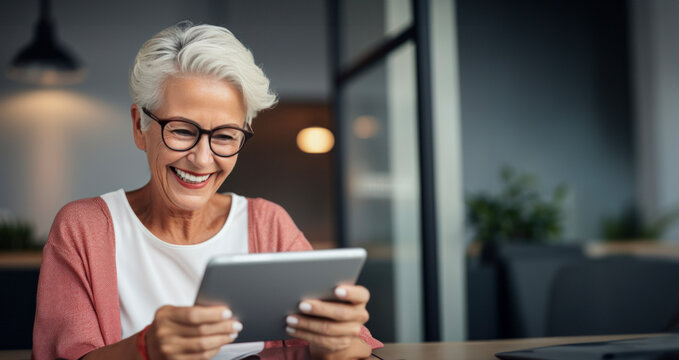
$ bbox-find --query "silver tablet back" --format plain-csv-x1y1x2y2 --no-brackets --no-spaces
194,248,367,343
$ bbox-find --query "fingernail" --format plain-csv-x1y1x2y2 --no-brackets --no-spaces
233,321,243,332
286,326,296,334
222,309,232,319
335,287,348,298
230,333,238,340
299,302,312,313
286,316,298,325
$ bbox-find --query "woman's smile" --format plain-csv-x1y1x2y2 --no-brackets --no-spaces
169,166,214,188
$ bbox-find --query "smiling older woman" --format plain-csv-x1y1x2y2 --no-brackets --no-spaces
32,22,381,360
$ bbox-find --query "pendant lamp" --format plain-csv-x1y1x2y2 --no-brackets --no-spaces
7,0,85,86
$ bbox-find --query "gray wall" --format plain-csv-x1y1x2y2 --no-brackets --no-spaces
222,0,329,100
457,0,635,240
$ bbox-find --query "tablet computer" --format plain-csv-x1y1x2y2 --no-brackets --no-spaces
194,248,367,343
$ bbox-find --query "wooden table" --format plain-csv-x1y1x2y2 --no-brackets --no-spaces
0,334,661,360
0,252,41,268
0,351,29,360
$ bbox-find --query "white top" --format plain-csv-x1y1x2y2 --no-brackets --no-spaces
101,189,263,359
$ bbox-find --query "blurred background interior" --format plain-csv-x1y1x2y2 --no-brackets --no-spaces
2,0,679,351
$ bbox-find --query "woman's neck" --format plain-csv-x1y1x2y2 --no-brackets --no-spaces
126,183,231,245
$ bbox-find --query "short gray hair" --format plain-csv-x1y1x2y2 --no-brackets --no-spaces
129,21,277,130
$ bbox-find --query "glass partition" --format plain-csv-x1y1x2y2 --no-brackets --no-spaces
342,41,423,342
340,0,412,67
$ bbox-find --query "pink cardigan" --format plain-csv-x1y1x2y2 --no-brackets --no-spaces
33,196,382,359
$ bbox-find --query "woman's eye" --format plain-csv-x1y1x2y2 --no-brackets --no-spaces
214,134,235,141
172,129,196,137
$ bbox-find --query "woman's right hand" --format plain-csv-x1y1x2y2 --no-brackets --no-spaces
145,305,242,360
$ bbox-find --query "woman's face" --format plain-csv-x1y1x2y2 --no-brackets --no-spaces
132,75,247,211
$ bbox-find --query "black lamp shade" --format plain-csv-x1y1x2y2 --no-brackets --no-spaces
7,7,85,86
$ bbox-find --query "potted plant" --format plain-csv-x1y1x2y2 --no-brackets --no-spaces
601,206,679,242
466,167,578,339
467,166,568,261
0,219,41,252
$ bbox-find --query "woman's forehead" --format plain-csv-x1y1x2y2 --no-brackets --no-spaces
158,76,246,126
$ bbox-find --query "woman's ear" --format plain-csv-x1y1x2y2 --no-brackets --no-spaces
131,104,146,152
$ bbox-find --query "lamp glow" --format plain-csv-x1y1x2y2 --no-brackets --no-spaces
353,115,380,139
296,127,335,154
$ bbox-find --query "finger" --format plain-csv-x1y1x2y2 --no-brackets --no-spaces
334,284,370,305
286,314,362,337
169,334,234,354
298,300,369,323
285,326,353,353
167,319,243,337
160,305,232,325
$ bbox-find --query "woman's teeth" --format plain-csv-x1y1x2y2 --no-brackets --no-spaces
172,167,211,184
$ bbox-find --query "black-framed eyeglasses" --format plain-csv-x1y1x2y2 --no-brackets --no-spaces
142,107,253,157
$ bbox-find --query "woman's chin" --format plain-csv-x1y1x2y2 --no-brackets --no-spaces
165,180,216,211
159,169,226,211
168,193,212,211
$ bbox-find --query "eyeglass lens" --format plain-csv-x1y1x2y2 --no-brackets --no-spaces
163,121,245,156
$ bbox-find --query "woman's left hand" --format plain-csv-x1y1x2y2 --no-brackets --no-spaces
285,285,372,359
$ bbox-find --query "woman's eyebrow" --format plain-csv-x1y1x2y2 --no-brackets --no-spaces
161,114,194,121
164,115,245,128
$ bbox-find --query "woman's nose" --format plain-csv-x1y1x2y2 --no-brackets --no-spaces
189,134,214,165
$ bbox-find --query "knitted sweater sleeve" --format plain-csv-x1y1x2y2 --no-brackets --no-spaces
32,198,121,360
247,197,313,253
248,198,383,350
